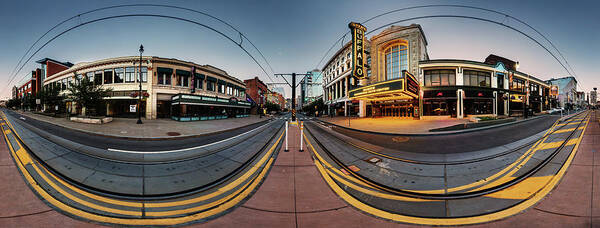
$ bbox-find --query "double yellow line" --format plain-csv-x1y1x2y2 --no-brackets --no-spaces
0,111,283,226
305,112,591,225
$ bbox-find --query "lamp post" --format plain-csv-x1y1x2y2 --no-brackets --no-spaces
137,44,144,124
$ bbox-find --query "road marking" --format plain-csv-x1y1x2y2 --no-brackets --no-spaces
0,110,285,226
311,113,590,226
107,121,272,153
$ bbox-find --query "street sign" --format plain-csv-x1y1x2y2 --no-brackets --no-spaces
36,99,40,105
349,22,367,79
130,105,137,113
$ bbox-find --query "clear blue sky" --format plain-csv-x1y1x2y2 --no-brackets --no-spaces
1,0,598,99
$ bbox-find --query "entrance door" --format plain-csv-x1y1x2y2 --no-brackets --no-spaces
497,94,505,116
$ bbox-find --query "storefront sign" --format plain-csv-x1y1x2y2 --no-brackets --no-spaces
349,79,403,98
190,66,196,93
130,105,136,112
404,71,419,97
550,85,559,96
349,22,367,79
510,94,524,102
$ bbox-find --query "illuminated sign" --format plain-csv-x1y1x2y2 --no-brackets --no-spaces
190,66,196,93
550,85,559,96
404,71,419,97
511,94,524,102
349,22,367,79
349,79,403,98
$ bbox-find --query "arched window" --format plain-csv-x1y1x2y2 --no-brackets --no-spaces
384,43,408,80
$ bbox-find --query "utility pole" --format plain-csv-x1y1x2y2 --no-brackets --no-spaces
274,73,311,121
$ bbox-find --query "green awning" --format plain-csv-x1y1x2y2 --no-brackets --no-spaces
226,82,234,87
157,67,173,74
176,69,190,76
194,73,205,80
218,80,226,85
206,76,217,82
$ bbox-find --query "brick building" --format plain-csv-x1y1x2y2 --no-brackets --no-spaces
244,77,269,114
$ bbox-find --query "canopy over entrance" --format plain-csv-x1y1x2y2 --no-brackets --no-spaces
349,70,420,102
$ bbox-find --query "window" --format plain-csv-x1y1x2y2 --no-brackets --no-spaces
512,78,525,92
218,83,225,93
207,81,215,91
158,72,171,85
76,74,82,85
86,72,94,83
114,68,124,83
463,70,491,87
104,69,113,84
94,71,103,85
384,43,408,80
424,69,455,87
196,77,203,90
125,67,135,82
101,71,112,84
138,67,147,82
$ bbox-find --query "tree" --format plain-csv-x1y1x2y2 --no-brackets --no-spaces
67,77,112,116
6,98,21,109
264,101,281,113
38,85,65,113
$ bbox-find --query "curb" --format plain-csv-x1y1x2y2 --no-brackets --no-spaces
9,109,273,141
317,111,584,137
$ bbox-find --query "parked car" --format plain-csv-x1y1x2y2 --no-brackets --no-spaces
548,108,564,114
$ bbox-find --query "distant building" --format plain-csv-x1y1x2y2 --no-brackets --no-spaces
590,89,597,106
546,77,577,108
244,76,269,114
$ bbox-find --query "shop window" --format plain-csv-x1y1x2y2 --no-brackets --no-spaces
384,43,408,80
104,69,113,84
114,68,124,83
158,72,171,85
424,69,455,87
125,67,135,82
463,70,491,87
94,71,103,85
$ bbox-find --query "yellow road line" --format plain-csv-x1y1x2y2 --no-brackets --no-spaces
312,116,590,226
0,111,285,225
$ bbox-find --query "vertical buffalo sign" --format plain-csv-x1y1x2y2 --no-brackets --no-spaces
190,66,196,93
349,22,367,80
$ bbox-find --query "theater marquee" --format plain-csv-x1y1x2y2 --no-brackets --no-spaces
349,71,420,101
349,22,367,79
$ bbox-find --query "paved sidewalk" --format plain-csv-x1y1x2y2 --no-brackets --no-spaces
319,116,470,134
0,128,101,228
467,110,599,228
14,110,268,138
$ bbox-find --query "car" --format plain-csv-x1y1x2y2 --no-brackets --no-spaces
548,108,564,114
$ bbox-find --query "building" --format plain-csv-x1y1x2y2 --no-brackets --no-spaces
244,76,270,114
324,23,552,119
547,76,578,109
590,89,597,106
43,56,249,120
301,70,323,110
12,86,17,99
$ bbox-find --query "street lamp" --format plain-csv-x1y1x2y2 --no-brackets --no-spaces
137,44,144,124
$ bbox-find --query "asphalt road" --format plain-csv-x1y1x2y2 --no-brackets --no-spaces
326,115,561,154
3,109,271,151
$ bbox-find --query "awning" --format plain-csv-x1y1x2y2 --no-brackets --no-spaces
157,67,173,74
226,82,234,87
194,73,205,80
176,69,190,76
206,76,217,82
349,71,420,102
218,80,226,85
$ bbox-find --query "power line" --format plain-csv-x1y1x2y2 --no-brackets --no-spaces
314,4,580,88
3,4,276,95
8,14,275,92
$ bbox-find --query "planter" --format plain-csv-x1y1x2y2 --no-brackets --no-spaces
70,116,113,124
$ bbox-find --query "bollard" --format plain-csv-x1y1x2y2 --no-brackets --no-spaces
284,121,289,152
299,121,304,152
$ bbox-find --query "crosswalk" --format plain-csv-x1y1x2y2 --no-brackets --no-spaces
276,116,315,121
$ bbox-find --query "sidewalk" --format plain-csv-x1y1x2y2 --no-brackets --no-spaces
13,110,268,139
318,116,470,134
200,121,402,227
0,126,101,228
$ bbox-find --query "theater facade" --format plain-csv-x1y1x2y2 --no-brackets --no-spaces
323,24,551,119
43,56,249,120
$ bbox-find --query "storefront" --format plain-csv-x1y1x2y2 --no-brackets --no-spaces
349,71,420,118
170,94,250,121
423,89,457,117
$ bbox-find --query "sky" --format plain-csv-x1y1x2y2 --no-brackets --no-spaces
1,0,598,99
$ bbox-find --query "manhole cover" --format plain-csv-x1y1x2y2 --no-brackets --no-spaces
392,136,410,143
167,132,181,136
